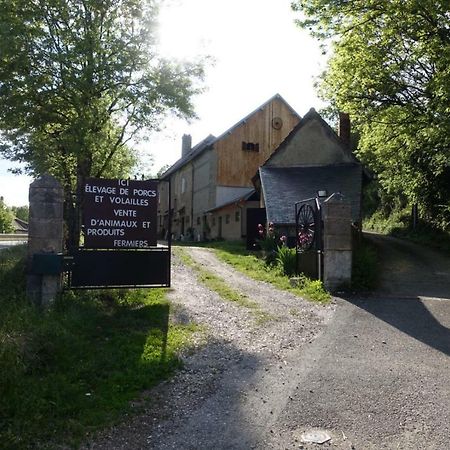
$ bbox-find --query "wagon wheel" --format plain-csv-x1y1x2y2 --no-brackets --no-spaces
297,204,316,250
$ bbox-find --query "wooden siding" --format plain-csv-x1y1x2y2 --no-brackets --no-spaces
215,97,300,186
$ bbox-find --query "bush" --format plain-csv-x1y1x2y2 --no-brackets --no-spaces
276,245,297,277
0,198,14,233
256,222,277,262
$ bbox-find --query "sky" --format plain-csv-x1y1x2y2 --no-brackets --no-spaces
0,0,327,207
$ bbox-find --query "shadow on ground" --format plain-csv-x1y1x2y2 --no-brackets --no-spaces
345,295,450,357
365,232,450,298
345,233,450,357
84,332,268,450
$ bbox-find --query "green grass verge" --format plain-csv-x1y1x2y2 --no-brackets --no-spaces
0,245,198,449
175,247,273,324
364,209,450,253
175,241,330,304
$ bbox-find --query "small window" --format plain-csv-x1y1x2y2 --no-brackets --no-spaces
225,214,230,224
242,141,259,152
181,177,186,194
197,217,200,225
235,211,240,222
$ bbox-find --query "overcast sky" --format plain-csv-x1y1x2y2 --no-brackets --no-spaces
0,0,326,206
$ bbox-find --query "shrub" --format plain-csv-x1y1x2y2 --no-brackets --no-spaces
257,222,279,263
276,245,297,277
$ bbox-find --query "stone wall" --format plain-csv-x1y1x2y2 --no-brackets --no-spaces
322,194,352,291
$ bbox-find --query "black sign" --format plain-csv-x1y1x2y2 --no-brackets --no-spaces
83,178,158,249
69,249,170,288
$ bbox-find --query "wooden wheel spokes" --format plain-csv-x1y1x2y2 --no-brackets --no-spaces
296,204,316,250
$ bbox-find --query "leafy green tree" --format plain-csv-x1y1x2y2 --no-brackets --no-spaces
0,197,14,233
11,205,29,222
292,0,450,229
0,0,204,247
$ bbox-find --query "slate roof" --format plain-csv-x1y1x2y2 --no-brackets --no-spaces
205,188,257,213
160,134,216,180
259,164,363,225
13,217,28,233
160,94,300,180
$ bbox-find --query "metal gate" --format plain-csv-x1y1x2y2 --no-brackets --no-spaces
295,196,323,280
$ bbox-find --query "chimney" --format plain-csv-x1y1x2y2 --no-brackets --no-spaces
182,134,192,158
338,112,351,148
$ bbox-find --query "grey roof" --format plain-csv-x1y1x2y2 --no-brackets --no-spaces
13,217,28,232
160,134,216,179
160,94,300,180
206,188,256,213
259,164,363,224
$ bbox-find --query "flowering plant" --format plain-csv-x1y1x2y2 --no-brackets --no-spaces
256,222,279,262
297,228,314,250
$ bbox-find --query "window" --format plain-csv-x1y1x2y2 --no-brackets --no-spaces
225,214,230,224
197,217,200,225
235,211,240,222
212,217,216,226
181,177,186,194
242,141,259,152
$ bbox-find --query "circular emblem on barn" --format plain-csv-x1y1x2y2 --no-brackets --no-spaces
271,116,283,130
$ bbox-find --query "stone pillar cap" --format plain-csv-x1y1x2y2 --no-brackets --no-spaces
30,174,62,188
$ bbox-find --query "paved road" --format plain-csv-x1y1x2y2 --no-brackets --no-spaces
265,234,450,449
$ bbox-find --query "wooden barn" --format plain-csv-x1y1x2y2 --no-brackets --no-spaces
158,94,301,240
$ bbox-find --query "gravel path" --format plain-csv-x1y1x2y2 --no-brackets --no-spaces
84,247,334,449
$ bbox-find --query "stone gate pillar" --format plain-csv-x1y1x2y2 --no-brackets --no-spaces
322,194,352,291
26,174,64,306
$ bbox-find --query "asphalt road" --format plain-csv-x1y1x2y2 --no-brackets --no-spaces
264,234,450,449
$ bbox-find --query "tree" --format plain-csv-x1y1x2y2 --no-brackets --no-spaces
292,0,450,229
0,0,205,247
11,205,29,222
0,197,14,233
156,163,171,179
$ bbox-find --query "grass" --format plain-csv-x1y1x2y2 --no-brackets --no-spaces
364,209,450,253
175,247,273,324
0,245,198,449
176,241,330,304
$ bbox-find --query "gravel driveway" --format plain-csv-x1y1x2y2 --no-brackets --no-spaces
85,247,334,449
85,238,450,449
